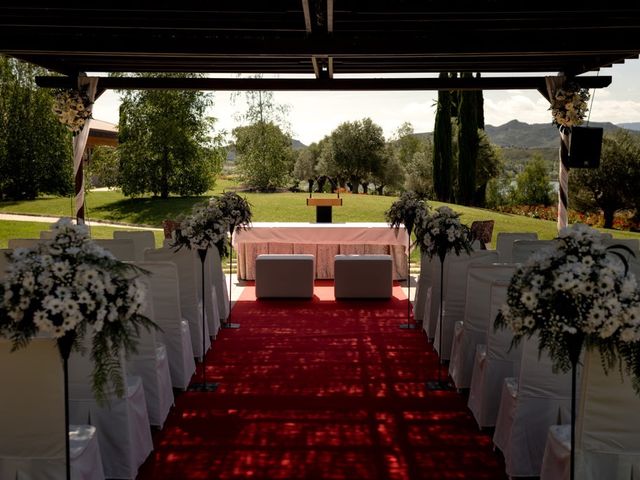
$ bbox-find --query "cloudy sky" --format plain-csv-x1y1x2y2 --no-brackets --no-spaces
91,59,640,146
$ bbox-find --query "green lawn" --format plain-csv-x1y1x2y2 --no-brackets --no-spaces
1,185,639,263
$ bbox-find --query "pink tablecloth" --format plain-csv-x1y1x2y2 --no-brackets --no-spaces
233,222,409,280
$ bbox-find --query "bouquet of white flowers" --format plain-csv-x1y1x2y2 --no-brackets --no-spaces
172,199,229,255
0,218,155,403
52,88,93,135
549,81,590,131
215,192,253,236
385,191,427,236
495,223,640,392
413,206,473,261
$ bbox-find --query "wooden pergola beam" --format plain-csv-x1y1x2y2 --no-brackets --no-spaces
35,75,612,92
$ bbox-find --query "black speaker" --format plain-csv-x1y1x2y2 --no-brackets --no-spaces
566,126,603,168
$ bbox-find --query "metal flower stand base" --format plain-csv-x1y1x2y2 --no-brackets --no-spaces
188,249,219,392
426,255,452,390
223,232,240,329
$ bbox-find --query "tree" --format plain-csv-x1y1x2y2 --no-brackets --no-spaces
328,118,386,193
405,147,434,198
371,146,404,195
512,155,553,206
456,72,480,206
433,72,454,202
393,122,422,167
233,121,295,191
86,145,119,189
473,131,502,206
0,56,72,199
293,142,321,193
571,130,640,228
117,73,224,198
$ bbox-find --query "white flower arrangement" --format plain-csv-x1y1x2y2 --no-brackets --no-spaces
172,199,229,253
549,82,590,130
0,218,155,404
495,223,640,393
413,206,473,261
385,191,428,236
52,88,93,135
215,191,253,235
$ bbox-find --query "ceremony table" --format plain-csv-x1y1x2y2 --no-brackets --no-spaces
233,222,409,280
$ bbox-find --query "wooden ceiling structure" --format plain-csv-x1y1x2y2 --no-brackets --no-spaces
2,3,640,96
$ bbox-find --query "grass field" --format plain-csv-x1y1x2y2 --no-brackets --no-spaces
1,181,639,263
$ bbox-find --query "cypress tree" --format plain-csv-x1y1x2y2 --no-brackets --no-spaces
457,72,479,206
432,72,453,202
475,72,485,129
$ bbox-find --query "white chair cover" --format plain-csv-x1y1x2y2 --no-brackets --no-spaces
0,338,105,480
467,280,523,428
413,252,433,325
493,333,574,477
206,246,229,325
93,238,136,261
124,278,174,428
424,255,446,340
449,263,516,390
144,247,211,360
541,349,640,480
113,230,156,261
433,250,498,361
495,232,538,263
68,337,153,479
511,239,556,264
133,261,196,390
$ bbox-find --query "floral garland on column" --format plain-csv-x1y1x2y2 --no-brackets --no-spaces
549,81,590,132
495,223,640,392
52,87,94,135
0,218,156,404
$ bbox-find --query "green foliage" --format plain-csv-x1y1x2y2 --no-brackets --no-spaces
87,145,120,189
571,130,640,228
433,72,454,202
0,56,72,200
233,121,295,191
512,155,554,206
116,73,224,198
474,130,503,206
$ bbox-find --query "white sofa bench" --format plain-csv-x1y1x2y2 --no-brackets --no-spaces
255,254,315,299
334,254,393,299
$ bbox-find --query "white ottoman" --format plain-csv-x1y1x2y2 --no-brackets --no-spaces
334,254,393,299
255,254,315,298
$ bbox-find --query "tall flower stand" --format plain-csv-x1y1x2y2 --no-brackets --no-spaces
224,229,240,329
399,227,416,329
188,249,218,392
426,252,452,390
567,334,584,480
57,332,76,480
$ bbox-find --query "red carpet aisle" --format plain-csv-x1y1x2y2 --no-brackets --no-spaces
137,281,507,479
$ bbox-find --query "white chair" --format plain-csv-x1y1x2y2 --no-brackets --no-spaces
125,276,174,428
511,239,556,264
413,252,434,326
468,280,523,429
495,232,538,263
541,349,640,480
68,336,153,480
144,247,211,360
433,250,498,361
93,238,136,261
114,230,157,261
449,262,516,390
133,261,196,390
493,333,574,478
0,338,105,480
424,255,446,340
205,245,229,328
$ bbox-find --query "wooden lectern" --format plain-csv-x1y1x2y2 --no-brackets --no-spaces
306,198,343,223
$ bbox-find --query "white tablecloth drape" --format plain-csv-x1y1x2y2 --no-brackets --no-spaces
233,222,409,280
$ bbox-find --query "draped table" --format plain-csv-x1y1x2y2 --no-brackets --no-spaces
233,222,409,281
